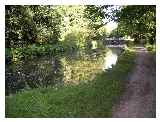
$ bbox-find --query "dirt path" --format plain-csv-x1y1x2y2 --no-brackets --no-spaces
112,47,156,118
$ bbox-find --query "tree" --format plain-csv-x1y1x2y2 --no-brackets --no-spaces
5,5,106,52
57,5,106,50
5,5,35,48
5,5,61,48
115,5,156,44
84,5,105,29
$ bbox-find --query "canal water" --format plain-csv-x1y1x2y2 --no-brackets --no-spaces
5,47,123,95
103,47,124,70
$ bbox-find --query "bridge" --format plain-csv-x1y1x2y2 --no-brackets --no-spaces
103,37,134,48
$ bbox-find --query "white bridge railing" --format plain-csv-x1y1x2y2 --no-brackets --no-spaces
106,44,126,48
104,37,134,41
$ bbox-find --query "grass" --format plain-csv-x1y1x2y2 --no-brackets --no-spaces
5,51,135,118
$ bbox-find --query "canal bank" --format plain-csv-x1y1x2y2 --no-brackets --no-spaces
6,50,135,117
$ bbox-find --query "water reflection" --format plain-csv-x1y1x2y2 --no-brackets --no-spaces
5,51,105,95
5,48,123,95
103,47,123,70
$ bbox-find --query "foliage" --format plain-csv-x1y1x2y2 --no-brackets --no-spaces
6,51,135,117
5,5,106,62
5,5,109,96
6,43,64,63
6,55,64,95
6,49,106,95
145,43,156,52
61,53,105,84
115,5,156,44
5,5,61,48
58,5,106,50
84,5,105,29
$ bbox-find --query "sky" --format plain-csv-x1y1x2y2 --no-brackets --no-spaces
102,5,120,33
105,21,118,33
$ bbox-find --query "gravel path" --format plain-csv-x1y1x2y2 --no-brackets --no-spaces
112,47,156,118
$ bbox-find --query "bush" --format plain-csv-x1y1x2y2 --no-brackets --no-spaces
145,43,156,52
5,43,66,63
61,53,104,84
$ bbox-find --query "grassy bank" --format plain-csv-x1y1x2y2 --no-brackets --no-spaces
5,51,135,118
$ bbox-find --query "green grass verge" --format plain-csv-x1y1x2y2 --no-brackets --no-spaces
5,51,135,118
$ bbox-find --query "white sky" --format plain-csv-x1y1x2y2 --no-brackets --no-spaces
102,5,119,33
105,21,118,33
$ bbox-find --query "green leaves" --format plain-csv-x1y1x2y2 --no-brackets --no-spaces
6,5,107,49
6,5,108,63
84,5,105,29
115,5,156,44
6,5,61,48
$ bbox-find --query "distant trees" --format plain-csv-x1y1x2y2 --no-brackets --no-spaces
58,5,107,50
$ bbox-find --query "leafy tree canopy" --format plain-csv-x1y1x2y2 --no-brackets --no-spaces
115,5,156,44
